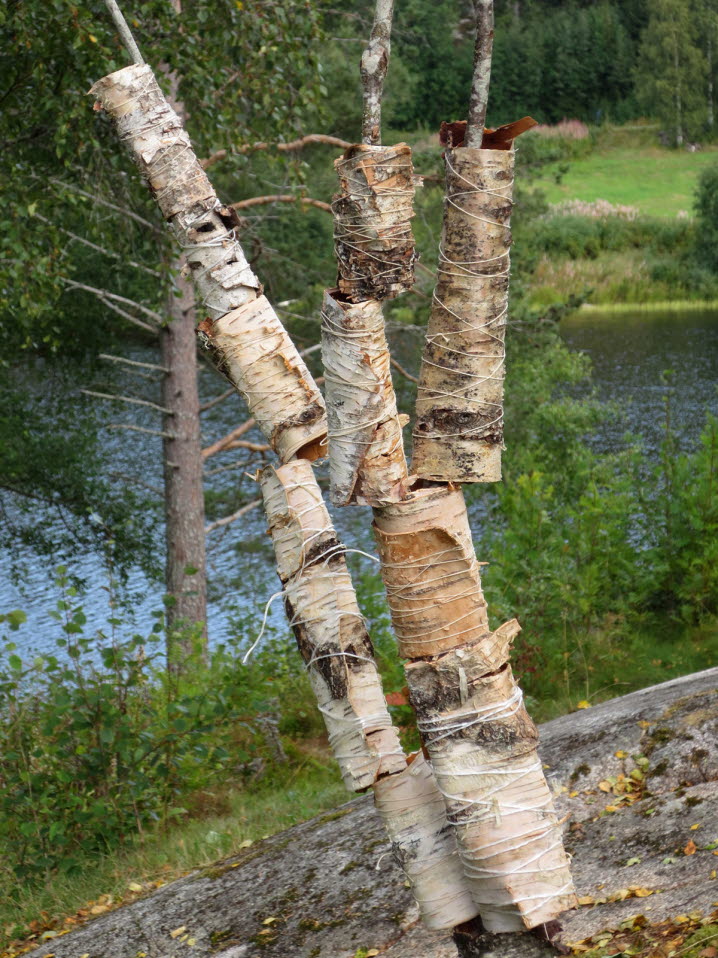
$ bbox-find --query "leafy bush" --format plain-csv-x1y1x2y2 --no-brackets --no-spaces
695,161,718,271
0,573,311,879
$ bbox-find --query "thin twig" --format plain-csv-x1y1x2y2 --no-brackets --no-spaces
81,389,173,415
205,498,262,534
103,0,145,65
201,134,352,170
360,0,394,145
100,353,169,372
106,423,175,439
199,387,235,413
63,280,163,324
465,0,495,148
35,214,161,277
92,296,158,335
390,356,419,384
230,194,331,214
47,178,162,234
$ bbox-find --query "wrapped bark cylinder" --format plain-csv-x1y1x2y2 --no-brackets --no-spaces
406,635,577,933
90,64,326,462
373,752,479,930
372,484,489,659
259,459,405,791
333,143,416,302
321,289,408,505
412,146,514,483
198,297,325,462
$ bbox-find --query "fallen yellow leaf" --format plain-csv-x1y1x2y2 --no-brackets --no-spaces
577,896,595,906
577,700,591,709
605,805,619,813
637,720,651,729
691,823,701,830
632,888,654,898
89,905,108,915
598,780,612,792
239,839,253,849
365,951,380,957
684,840,698,856
263,917,278,926
128,882,143,892
615,750,629,759
569,791,579,798
170,926,187,939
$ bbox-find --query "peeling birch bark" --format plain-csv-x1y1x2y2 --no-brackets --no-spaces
197,296,325,462
259,458,406,791
90,63,326,462
373,752,478,930
412,146,514,483
406,642,577,933
321,289,408,505
333,143,416,302
372,485,489,659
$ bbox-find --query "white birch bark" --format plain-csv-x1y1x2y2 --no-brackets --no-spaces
89,63,326,462
406,635,577,933
412,146,514,483
373,752,478,930
259,459,406,791
372,485,490,659
333,143,416,302
321,290,408,505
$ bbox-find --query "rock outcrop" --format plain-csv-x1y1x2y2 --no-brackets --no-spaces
26,668,718,958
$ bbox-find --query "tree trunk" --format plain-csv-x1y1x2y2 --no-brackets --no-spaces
708,36,714,131
160,263,207,654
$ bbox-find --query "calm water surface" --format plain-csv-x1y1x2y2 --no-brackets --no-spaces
3,309,717,657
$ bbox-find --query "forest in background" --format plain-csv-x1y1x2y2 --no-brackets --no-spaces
1,0,718,948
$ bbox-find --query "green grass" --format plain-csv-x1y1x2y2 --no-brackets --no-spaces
0,757,346,954
534,146,718,218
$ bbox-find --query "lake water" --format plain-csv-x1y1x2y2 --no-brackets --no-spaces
3,308,718,659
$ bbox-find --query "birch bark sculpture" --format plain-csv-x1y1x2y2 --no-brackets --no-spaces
90,30,475,933
259,459,477,929
89,65,326,464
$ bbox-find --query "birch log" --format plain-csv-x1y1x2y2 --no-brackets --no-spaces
412,146,514,483
259,458,406,791
89,64,326,462
373,752,478,930
333,143,416,302
372,484,490,659
406,638,577,933
321,289,408,505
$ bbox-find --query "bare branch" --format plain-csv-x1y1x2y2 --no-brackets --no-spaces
100,353,168,372
360,0,394,145
91,295,158,335
81,389,173,415
47,177,163,234
230,194,332,214
205,498,262,534
200,134,352,170
465,0,495,148
199,387,236,413
106,423,175,439
103,0,145,65
390,356,419,384
63,280,164,324
35,214,162,277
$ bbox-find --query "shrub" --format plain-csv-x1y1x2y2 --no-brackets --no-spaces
694,161,718,271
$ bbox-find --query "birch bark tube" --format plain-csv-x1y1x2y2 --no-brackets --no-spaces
407,641,577,933
412,146,514,483
373,493,576,931
321,289,408,505
259,459,480,929
372,485,489,659
89,64,326,463
373,751,479,930
333,143,416,302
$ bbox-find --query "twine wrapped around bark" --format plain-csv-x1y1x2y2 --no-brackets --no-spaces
373,752,479,930
90,64,326,462
259,459,406,791
333,143,416,302
407,641,577,933
412,146,514,483
372,484,490,659
321,289,408,505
